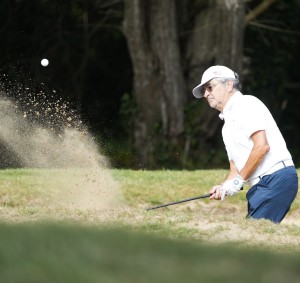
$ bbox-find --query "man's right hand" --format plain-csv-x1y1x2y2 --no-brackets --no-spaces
209,184,223,200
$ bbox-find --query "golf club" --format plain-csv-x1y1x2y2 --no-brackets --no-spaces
146,193,211,211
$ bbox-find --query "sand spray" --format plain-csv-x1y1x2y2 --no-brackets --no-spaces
0,78,123,211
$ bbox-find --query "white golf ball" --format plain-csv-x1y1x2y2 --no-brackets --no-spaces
41,58,49,67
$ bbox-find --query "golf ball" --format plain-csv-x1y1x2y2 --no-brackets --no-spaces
41,58,49,67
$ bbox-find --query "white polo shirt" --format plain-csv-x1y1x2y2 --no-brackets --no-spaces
220,91,292,180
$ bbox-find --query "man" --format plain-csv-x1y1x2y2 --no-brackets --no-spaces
192,65,298,223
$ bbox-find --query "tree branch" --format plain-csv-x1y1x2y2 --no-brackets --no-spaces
249,21,300,37
245,0,278,23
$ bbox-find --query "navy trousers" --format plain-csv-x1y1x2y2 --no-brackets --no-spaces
246,166,298,223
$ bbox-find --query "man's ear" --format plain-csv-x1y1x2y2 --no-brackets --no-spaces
226,80,234,92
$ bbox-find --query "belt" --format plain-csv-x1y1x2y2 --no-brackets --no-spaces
248,160,294,187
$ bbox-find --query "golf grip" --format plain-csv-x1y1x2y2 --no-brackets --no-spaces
146,193,211,211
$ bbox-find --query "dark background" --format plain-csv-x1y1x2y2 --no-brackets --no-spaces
0,0,299,168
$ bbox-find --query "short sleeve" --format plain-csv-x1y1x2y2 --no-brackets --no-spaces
234,96,267,138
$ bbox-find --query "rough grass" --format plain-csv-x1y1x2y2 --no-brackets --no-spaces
0,168,300,282
0,168,300,250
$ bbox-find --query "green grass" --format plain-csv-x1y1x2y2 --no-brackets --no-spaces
1,223,300,283
112,169,229,205
0,168,300,282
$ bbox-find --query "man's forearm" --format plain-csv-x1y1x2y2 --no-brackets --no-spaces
240,144,269,180
239,130,270,181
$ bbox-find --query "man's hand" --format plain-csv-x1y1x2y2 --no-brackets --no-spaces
210,175,244,200
220,175,244,200
209,184,222,200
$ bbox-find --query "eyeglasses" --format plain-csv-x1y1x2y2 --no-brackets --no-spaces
201,83,218,96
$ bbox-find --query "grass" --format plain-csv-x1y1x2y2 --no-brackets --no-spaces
1,223,300,283
0,168,300,246
0,168,300,282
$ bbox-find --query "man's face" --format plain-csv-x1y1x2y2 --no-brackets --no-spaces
202,79,225,110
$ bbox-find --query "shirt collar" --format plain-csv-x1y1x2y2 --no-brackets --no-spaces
219,91,243,120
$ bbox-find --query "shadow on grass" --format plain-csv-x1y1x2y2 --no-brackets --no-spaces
0,222,299,283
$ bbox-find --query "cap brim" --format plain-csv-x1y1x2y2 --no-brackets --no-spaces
192,84,204,98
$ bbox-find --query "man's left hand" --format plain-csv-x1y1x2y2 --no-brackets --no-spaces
220,175,244,200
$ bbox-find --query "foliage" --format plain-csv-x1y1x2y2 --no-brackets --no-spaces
183,100,228,169
95,92,138,168
244,0,300,167
96,135,137,168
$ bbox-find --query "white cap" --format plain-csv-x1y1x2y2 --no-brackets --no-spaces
192,65,236,98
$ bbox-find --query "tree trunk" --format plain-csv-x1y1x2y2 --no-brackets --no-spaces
123,0,160,167
123,0,246,168
151,1,186,137
215,0,245,73
123,0,185,168
184,0,245,159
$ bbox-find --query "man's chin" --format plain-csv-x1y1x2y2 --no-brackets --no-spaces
208,102,217,109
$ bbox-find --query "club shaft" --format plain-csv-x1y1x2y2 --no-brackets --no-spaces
146,193,211,211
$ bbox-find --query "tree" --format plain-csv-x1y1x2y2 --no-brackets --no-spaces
123,0,245,168
123,0,186,167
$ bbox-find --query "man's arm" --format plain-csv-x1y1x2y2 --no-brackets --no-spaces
210,130,270,200
239,130,270,181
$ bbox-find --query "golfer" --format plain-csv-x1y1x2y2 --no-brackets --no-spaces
192,65,298,223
